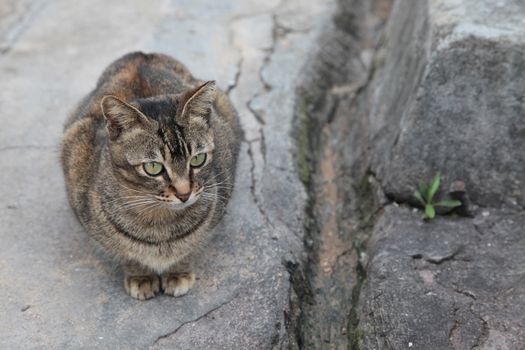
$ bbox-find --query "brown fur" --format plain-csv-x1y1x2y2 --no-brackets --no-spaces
61,52,241,300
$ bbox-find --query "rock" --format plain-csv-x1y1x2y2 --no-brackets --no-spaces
357,206,525,349
449,180,475,217
291,0,525,347
350,3,525,343
0,0,332,348
367,0,525,208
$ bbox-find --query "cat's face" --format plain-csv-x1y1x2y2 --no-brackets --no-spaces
101,82,218,211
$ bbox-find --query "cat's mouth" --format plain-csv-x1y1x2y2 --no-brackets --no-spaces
154,193,200,210
169,196,198,209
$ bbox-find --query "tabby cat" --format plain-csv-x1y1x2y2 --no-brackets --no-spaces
61,52,241,300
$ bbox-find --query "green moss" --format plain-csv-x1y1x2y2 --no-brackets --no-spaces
295,96,313,186
356,172,371,194
347,244,367,350
353,327,365,347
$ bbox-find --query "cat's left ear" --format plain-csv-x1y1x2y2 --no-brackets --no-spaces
178,81,216,127
101,95,157,140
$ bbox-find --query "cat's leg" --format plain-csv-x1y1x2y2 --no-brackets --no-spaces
161,261,195,297
123,261,160,300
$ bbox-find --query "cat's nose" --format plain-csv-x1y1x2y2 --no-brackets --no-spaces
172,178,191,202
175,191,191,202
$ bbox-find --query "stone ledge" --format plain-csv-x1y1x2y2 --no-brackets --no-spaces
368,0,525,208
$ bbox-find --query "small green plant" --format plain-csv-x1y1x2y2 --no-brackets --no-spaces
414,171,462,220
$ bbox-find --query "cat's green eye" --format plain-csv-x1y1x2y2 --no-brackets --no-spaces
190,153,207,168
143,161,164,176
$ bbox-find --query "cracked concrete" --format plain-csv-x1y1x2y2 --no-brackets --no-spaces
0,0,333,348
357,206,525,349
0,0,46,54
150,296,237,348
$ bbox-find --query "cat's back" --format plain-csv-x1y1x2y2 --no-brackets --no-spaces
96,52,195,99
65,52,196,128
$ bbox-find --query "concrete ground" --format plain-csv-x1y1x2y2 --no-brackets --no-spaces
0,0,333,348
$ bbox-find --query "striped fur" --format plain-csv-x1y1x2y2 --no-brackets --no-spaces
61,52,241,299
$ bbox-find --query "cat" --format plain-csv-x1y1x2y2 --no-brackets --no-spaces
61,52,241,300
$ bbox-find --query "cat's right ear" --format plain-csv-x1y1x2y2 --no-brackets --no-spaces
101,95,157,140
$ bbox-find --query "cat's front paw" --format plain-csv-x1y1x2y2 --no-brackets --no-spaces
124,275,160,300
161,272,196,297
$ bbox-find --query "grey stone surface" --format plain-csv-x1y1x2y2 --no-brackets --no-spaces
0,0,332,348
357,205,525,349
367,0,525,208
291,1,525,347
0,0,40,53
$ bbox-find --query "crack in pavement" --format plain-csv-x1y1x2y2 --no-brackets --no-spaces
259,14,279,91
259,128,267,163
0,0,47,55
412,257,490,349
448,306,461,348
246,98,266,125
227,10,272,229
244,12,285,126
245,139,272,228
410,246,464,265
226,56,243,96
238,5,300,231
453,286,477,301
226,15,243,97
149,296,237,348
471,311,489,350
449,302,490,350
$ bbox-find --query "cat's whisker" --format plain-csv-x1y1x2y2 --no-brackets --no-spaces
103,195,151,205
201,172,232,186
204,173,232,183
135,202,163,217
110,174,151,195
109,199,160,213
117,198,157,207
201,185,229,195
105,199,150,212
204,180,233,186
200,192,229,203
106,204,150,216
122,200,159,209
203,186,233,194
203,181,233,188
204,184,233,191
117,185,150,195
204,195,229,202
202,171,231,185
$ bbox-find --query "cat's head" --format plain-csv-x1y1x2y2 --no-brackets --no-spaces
100,81,219,211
